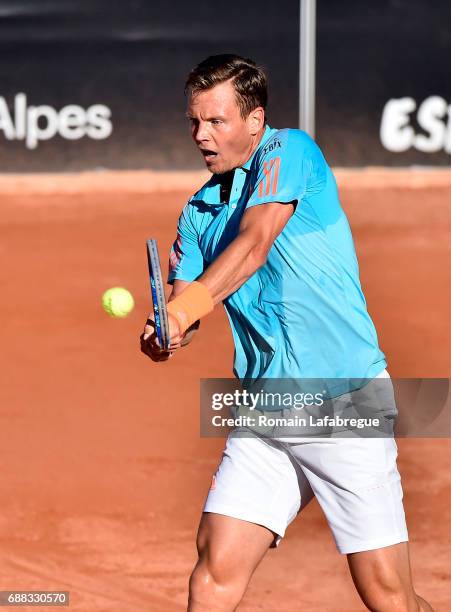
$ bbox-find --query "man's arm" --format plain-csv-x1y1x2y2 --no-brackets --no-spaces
142,202,294,356
169,279,191,299
163,201,295,342
169,280,200,346
164,201,290,343
199,201,295,303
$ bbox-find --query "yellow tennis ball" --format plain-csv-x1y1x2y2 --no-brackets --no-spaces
102,287,135,318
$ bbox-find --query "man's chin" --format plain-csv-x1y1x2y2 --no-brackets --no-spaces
205,161,230,175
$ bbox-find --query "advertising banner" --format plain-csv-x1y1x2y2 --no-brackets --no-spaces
0,0,449,169
317,0,451,166
0,0,298,171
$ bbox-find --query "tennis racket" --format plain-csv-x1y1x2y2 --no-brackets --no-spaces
146,239,170,350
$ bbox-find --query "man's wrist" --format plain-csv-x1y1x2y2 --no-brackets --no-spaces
166,281,214,334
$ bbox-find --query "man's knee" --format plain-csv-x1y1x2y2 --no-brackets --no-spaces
360,576,419,612
348,543,427,612
189,525,251,610
188,513,273,610
188,556,246,611
368,592,418,612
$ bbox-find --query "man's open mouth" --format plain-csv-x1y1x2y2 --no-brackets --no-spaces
200,149,218,162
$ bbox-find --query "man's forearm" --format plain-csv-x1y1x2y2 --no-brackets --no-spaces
166,202,293,335
165,232,264,336
198,231,266,304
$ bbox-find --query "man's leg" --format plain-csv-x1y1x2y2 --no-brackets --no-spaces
188,512,275,612
347,542,433,611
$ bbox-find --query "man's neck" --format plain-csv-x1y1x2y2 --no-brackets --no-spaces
241,125,266,168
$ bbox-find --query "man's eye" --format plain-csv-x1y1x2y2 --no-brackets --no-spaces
211,119,222,125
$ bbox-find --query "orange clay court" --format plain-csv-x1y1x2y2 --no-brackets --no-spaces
0,169,450,611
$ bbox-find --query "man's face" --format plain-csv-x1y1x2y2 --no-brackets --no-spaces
186,80,262,174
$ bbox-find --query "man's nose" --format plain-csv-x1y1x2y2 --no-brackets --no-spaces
194,121,210,143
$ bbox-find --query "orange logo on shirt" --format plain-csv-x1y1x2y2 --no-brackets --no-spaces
210,474,217,490
258,156,281,198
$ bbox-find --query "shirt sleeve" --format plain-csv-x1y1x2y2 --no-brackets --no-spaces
167,203,204,284
246,130,327,211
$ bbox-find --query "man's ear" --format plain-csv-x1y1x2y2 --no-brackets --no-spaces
247,107,265,135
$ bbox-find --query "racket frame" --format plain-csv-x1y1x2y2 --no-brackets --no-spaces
146,239,170,350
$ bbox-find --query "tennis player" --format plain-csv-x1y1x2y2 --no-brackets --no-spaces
141,55,432,611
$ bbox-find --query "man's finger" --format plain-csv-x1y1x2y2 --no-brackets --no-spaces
143,318,156,339
140,331,173,356
140,333,159,352
142,328,160,345
168,341,182,350
140,338,171,362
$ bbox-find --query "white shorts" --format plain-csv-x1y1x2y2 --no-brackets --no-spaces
204,371,409,555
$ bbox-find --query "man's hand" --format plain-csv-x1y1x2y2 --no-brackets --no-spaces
140,313,200,362
140,280,201,362
180,319,200,346
140,313,183,362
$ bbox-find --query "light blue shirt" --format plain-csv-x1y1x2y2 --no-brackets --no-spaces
168,126,386,394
